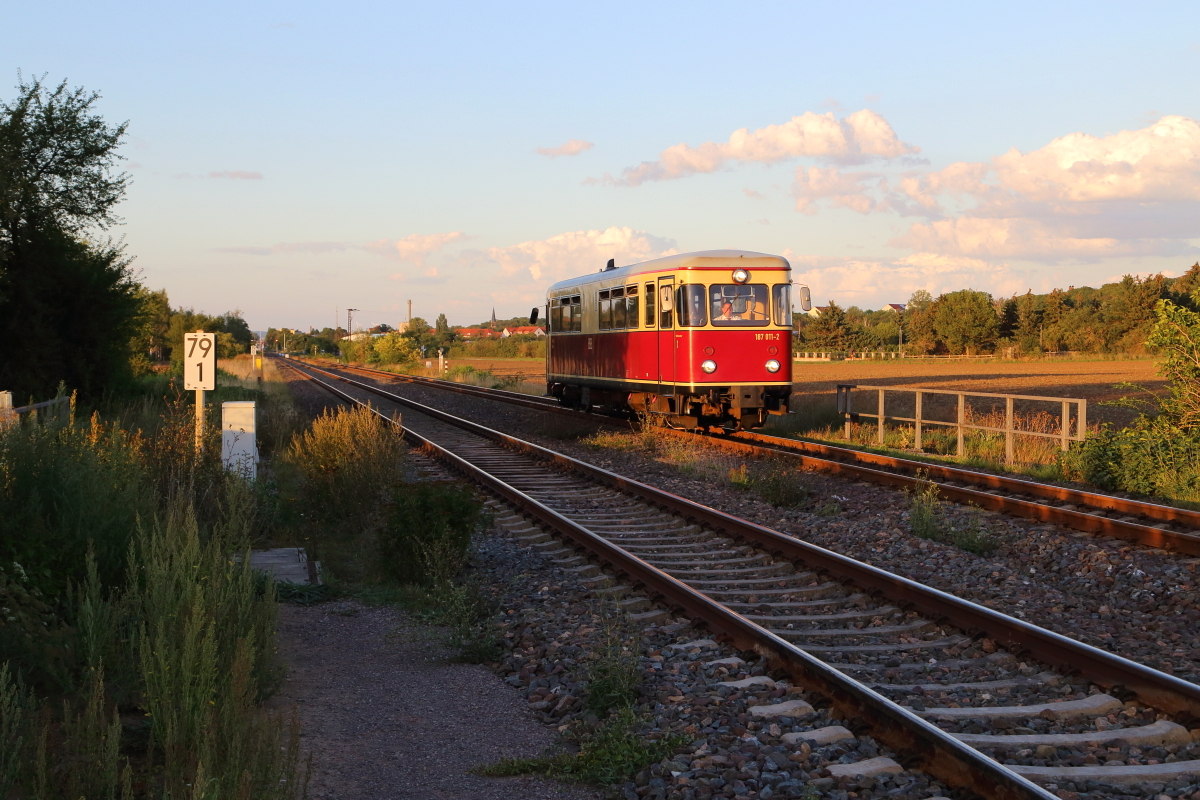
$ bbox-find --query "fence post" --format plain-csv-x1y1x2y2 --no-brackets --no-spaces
1005,396,1015,464
877,388,885,445
957,393,965,457
1078,400,1087,441
1060,400,1069,452
914,390,923,451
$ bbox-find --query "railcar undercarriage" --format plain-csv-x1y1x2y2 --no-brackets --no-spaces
549,383,790,430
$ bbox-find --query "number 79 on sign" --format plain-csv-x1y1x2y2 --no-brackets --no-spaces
184,332,216,390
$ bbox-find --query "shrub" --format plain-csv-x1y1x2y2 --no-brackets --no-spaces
1063,415,1200,502
0,411,153,600
286,404,404,554
378,481,481,586
1063,297,1200,503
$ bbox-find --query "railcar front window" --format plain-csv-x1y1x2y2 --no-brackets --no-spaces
676,285,708,327
710,284,769,326
626,285,639,329
611,286,626,329
772,284,791,327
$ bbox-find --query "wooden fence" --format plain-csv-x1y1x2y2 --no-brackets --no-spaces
0,391,70,425
794,352,903,361
834,383,1087,463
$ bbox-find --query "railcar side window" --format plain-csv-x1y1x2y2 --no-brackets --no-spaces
572,295,582,331
772,284,791,327
611,286,626,329
550,298,563,332
626,285,639,329
710,284,769,326
644,283,655,327
675,285,708,327
598,290,611,331
659,286,673,329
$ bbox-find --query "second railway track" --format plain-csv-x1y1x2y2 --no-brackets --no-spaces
278,356,1200,799
297,359,1200,558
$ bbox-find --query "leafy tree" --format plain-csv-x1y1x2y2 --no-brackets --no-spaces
1014,291,1040,352
931,290,997,355
0,75,129,251
904,290,936,353
805,301,851,349
0,226,140,396
402,316,433,353
0,75,140,397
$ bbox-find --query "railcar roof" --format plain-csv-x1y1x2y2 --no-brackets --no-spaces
547,250,789,293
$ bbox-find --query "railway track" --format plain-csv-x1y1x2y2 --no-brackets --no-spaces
295,359,1200,558
277,357,1200,798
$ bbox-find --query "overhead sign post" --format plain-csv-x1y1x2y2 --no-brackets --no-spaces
184,330,216,454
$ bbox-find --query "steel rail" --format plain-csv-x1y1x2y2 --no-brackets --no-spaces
279,358,1055,800
305,359,1200,556
284,358,1200,722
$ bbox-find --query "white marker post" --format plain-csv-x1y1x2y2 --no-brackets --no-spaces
184,331,217,454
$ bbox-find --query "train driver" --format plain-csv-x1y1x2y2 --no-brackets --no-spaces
716,299,741,321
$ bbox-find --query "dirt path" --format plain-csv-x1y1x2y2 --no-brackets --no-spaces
271,601,601,800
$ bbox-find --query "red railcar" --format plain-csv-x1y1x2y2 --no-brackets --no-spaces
541,250,810,430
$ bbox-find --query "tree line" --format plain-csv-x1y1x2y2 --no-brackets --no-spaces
269,312,545,365
796,265,1200,356
0,76,252,401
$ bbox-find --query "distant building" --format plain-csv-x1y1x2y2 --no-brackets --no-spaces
806,306,828,318
501,326,546,338
884,303,906,313
455,327,501,339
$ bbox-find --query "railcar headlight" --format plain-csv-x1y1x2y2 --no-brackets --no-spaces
731,268,750,284
765,359,781,373
700,359,717,374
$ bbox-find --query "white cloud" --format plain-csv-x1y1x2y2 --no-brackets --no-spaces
481,227,678,282
365,232,468,265
886,116,1200,260
609,109,918,186
792,167,883,214
536,139,594,158
787,252,1031,308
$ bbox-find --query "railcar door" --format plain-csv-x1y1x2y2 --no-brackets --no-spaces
656,276,675,389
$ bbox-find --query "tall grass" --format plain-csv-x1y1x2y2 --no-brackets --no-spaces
0,378,306,798
284,404,404,580
0,407,154,602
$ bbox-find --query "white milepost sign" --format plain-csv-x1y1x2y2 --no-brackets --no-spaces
184,332,216,390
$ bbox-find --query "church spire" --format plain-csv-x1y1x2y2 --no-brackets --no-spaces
491,307,497,328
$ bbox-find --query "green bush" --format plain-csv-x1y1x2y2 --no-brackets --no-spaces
1063,297,1200,504
1063,416,1200,502
0,412,153,600
378,481,481,585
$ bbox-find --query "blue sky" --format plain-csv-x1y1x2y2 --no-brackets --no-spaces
7,1,1200,330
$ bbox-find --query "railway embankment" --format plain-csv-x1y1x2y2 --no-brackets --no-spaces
329,366,1200,692
277,358,1200,799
